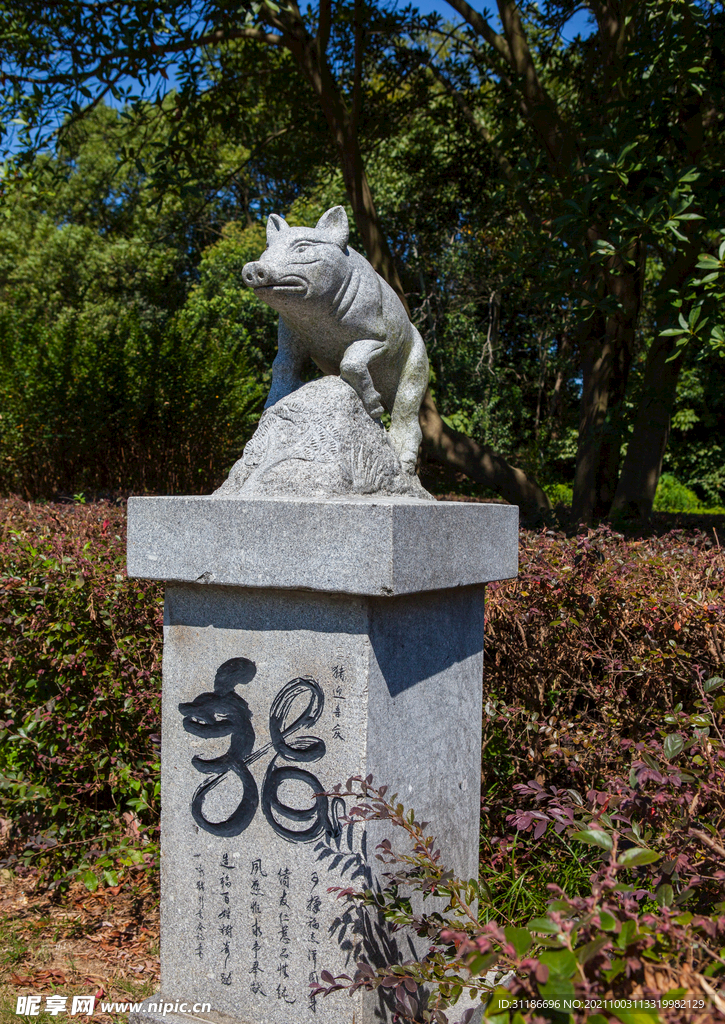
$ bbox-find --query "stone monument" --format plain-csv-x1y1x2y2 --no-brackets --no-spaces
127,208,518,1024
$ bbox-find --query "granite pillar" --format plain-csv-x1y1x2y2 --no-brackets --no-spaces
127,496,518,1024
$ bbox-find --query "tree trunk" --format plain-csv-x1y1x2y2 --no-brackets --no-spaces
571,310,616,524
611,238,702,520
547,328,572,425
593,317,634,518
419,390,549,519
610,332,684,521
281,26,409,301
571,314,638,524
571,247,642,524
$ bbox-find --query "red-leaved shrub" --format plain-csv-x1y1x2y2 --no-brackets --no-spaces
0,497,162,887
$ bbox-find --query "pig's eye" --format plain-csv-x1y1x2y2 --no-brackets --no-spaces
294,241,313,251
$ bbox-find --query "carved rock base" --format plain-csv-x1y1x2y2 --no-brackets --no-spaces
214,377,432,501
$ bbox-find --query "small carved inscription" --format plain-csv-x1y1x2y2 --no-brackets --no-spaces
193,854,204,959
331,674,346,742
307,872,321,1014
248,859,267,997
218,852,235,986
276,866,295,1005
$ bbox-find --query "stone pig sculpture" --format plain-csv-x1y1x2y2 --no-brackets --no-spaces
242,206,429,475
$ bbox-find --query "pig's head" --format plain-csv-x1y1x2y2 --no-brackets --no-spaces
242,206,351,313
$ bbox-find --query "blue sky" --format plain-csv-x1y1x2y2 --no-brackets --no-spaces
1,2,596,159
408,1,595,40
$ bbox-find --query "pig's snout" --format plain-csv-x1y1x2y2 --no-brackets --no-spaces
242,261,270,288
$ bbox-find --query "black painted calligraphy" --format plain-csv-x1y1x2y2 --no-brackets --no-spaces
178,658,258,838
248,859,267,997
262,677,341,843
218,853,235,986
179,657,344,843
193,855,204,959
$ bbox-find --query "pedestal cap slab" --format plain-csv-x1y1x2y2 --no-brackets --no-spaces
126,495,518,596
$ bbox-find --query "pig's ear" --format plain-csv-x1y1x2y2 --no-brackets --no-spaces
315,206,349,249
266,213,290,245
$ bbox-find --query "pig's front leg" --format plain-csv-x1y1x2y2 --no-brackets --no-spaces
339,338,386,420
264,320,306,409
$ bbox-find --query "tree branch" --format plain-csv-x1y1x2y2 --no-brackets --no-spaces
148,123,296,250
497,0,545,99
426,62,540,230
496,0,578,167
317,0,332,61
586,0,637,99
351,0,364,134
444,0,512,63
441,0,580,172
4,26,285,88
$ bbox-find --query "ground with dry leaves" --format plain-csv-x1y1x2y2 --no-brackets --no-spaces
0,869,159,1024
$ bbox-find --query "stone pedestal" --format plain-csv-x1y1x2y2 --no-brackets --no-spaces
127,496,517,1024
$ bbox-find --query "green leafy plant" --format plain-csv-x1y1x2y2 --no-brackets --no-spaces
0,498,162,889
0,105,275,498
544,484,573,509
653,474,702,513
315,775,725,1023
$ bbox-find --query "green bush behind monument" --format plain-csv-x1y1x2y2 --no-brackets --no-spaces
0,499,162,889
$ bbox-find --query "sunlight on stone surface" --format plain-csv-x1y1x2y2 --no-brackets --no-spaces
127,207,518,1024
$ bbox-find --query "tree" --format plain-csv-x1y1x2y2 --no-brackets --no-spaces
4,2,722,520
0,104,276,495
408,0,725,520
0,0,551,516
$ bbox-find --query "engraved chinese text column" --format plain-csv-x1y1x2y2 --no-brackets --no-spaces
126,495,518,1024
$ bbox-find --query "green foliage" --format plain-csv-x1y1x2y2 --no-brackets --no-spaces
0,2,257,149
660,232,725,358
545,484,573,508
398,0,725,516
0,106,277,496
0,498,162,889
322,763,724,1023
1,5,723,506
0,0,723,519
653,474,702,513
661,364,725,508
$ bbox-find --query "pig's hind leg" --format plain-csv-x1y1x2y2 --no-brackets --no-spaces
339,338,386,420
389,328,429,474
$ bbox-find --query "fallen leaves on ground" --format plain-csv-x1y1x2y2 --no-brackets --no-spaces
0,868,159,1021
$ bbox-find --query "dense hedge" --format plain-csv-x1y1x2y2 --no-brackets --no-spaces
487,523,724,713
0,214,276,498
0,498,162,887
